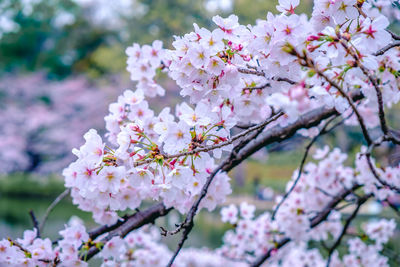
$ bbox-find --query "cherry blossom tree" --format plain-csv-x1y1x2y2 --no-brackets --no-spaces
2,0,400,266
0,73,119,174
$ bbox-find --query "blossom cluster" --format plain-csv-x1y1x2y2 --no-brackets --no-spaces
218,147,398,265
4,0,400,265
63,0,400,227
64,87,232,225
99,226,244,267
0,219,89,266
2,146,398,266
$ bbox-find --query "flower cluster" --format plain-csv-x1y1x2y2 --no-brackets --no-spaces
64,86,233,225
217,146,399,264
126,41,166,98
5,0,400,265
99,226,245,267
64,0,400,227
0,220,89,266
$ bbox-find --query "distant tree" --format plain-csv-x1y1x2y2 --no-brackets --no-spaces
0,73,120,173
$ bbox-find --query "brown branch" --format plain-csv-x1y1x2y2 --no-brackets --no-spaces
160,223,184,236
387,201,400,217
29,210,40,238
364,153,400,193
39,188,71,233
237,67,265,76
222,90,363,174
87,213,133,240
81,203,171,261
325,194,371,267
7,238,30,254
272,115,339,220
251,184,361,267
166,163,225,266
294,48,373,145
339,39,389,135
243,83,271,91
387,30,400,41
237,67,297,85
273,76,296,84
133,111,284,167
373,41,400,56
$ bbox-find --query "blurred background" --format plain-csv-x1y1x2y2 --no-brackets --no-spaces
1,0,400,262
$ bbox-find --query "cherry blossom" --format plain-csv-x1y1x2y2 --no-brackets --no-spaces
2,0,400,265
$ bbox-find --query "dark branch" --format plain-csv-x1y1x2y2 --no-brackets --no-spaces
373,40,400,56
222,90,363,174
251,184,361,267
325,194,371,267
294,47,372,145
364,153,400,193
339,39,390,136
81,203,171,261
387,30,400,41
272,115,338,220
166,112,284,266
29,210,40,238
39,188,70,233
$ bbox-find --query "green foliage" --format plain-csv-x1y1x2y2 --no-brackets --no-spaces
0,0,114,78
0,173,64,198
124,0,212,46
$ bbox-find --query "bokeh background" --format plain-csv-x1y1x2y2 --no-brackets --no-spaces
1,0,400,262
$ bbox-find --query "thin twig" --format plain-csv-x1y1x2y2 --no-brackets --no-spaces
133,112,284,167
273,76,296,84
165,112,284,265
295,48,373,145
166,163,225,266
387,201,400,217
160,223,184,236
364,153,400,193
237,67,265,76
39,188,71,233
326,194,370,267
251,185,361,267
237,67,297,85
373,41,400,56
243,83,271,91
272,115,338,219
387,30,400,41
29,210,40,238
339,39,389,135
7,238,30,254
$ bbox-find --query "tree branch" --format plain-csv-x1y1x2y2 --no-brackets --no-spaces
29,210,40,238
325,194,371,267
272,115,339,219
133,112,284,167
251,184,361,267
81,203,171,261
339,39,389,135
222,90,363,173
39,188,70,233
373,40,400,56
294,48,372,145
